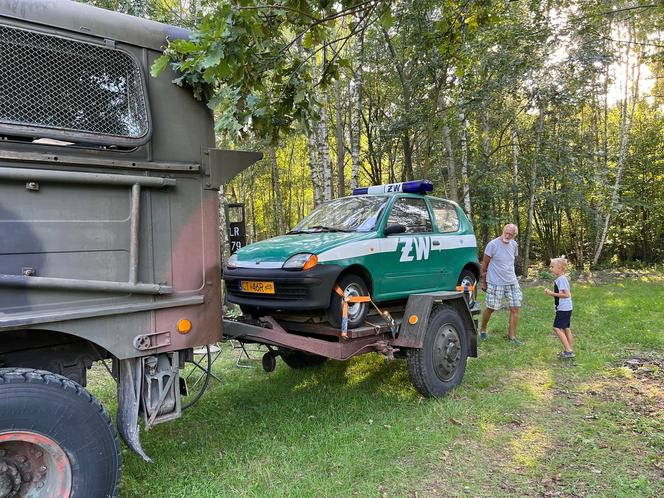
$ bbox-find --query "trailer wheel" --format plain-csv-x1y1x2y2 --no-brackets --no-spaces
407,305,468,397
278,349,328,369
262,351,277,372
326,273,369,329
0,368,121,498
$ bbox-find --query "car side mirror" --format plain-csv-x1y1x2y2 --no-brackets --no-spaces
384,223,406,236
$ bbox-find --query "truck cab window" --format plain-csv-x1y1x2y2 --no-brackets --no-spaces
0,24,150,148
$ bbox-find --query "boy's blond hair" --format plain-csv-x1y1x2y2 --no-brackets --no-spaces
550,256,568,271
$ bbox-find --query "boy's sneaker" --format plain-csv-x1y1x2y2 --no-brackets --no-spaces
509,337,524,346
479,331,488,341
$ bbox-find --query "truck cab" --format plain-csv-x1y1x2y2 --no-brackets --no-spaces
0,2,259,496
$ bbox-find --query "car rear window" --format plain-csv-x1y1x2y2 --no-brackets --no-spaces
429,199,460,232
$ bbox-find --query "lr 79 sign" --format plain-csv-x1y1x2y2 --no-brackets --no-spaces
228,203,246,254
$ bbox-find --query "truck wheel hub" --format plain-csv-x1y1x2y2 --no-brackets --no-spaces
0,432,72,498
433,324,461,381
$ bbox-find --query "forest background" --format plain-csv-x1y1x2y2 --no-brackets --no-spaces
83,0,664,273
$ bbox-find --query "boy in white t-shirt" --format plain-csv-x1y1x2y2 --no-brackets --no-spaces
544,257,575,358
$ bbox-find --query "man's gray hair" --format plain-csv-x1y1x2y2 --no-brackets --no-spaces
504,223,518,235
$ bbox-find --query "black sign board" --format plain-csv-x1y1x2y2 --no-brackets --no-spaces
228,203,246,254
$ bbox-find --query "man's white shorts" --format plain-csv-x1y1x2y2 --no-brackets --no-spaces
485,283,522,309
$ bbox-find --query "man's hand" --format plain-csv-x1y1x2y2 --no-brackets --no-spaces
544,288,552,296
481,280,487,292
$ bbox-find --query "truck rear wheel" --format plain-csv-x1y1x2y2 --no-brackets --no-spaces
278,348,328,369
0,368,121,498
407,305,468,397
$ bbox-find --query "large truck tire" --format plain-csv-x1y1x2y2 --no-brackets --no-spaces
278,348,328,369
407,305,468,397
0,368,121,498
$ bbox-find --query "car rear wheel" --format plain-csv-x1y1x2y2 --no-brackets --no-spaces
457,269,478,301
326,274,369,329
457,269,477,288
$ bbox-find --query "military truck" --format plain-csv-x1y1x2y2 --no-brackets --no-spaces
0,1,260,496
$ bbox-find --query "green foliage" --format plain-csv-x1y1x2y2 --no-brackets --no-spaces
153,1,385,143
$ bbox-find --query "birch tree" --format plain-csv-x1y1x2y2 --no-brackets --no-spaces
592,27,640,266
349,22,364,190
522,97,545,277
268,147,285,235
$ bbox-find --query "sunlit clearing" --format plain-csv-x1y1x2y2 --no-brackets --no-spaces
293,376,320,391
343,359,377,387
511,426,550,469
507,369,554,402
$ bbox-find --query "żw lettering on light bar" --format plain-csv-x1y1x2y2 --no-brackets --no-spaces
352,180,433,195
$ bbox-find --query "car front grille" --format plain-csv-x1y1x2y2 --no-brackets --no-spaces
225,278,309,300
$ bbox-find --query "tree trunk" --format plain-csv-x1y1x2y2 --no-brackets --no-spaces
401,133,414,181
297,39,323,206
334,79,346,197
306,119,323,206
442,123,458,203
269,147,285,235
522,98,545,277
381,26,414,183
350,25,364,190
458,9,472,218
592,30,639,266
459,87,471,218
511,125,520,227
312,48,333,202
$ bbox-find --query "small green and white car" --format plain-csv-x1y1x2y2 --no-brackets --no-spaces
224,180,479,328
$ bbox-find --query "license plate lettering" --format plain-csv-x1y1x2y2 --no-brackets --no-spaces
240,280,275,294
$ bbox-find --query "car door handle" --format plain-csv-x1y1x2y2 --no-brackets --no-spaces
432,240,441,246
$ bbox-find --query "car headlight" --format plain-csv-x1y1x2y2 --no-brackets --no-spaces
226,253,238,269
282,253,318,270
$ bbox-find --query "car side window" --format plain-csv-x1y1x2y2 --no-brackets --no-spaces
386,198,433,233
430,199,460,233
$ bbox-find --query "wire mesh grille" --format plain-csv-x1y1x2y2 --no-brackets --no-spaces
0,24,149,140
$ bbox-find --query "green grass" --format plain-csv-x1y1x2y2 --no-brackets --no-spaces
88,277,664,497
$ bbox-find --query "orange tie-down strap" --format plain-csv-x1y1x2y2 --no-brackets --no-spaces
334,285,371,303
455,284,476,292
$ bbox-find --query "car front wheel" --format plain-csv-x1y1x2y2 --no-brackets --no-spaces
326,274,369,329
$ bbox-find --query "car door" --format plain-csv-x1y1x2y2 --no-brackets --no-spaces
428,198,465,289
374,196,438,298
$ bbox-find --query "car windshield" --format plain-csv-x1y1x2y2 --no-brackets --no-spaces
289,196,388,233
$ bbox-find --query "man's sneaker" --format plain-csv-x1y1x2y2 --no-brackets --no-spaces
479,331,488,341
509,337,524,346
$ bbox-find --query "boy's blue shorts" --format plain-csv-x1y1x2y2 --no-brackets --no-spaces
553,310,572,329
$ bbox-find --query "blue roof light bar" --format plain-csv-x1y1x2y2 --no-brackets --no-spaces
352,180,433,196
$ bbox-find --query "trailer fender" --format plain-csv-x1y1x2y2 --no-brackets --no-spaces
393,293,478,357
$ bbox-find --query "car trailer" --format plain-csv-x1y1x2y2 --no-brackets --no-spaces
223,290,480,397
